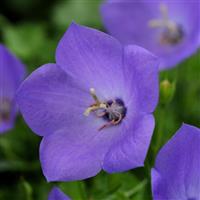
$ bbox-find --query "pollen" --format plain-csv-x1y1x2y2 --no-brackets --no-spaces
84,88,127,131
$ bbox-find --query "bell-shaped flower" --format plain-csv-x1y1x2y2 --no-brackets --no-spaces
101,1,200,70
0,44,26,133
17,23,159,181
152,124,200,199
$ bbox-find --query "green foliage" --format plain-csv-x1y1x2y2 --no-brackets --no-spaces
52,0,102,31
1,22,56,70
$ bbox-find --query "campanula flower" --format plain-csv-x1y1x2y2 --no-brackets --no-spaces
101,0,200,70
152,124,200,199
48,187,70,200
17,23,159,181
0,44,26,133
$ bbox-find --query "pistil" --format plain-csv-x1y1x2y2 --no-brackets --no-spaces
84,88,126,131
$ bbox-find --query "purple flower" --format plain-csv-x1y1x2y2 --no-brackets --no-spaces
101,0,200,70
48,187,70,200
152,124,200,199
0,44,26,133
17,23,159,181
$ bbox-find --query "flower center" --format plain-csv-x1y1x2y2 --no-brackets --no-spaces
84,88,126,131
0,98,11,123
148,3,184,45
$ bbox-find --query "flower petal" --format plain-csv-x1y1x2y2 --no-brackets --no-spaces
16,63,96,136
0,44,26,133
159,0,200,69
56,22,125,100
48,187,70,200
103,114,155,173
152,124,200,199
40,127,116,181
0,44,25,98
101,1,158,47
123,45,159,113
101,1,200,69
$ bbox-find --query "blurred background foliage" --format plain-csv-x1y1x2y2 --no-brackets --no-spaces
0,0,199,199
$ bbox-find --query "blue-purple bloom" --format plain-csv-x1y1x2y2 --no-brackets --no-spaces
17,23,159,181
48,187,70,200
101,0,200,70
0,44,26,133
152,124,200,199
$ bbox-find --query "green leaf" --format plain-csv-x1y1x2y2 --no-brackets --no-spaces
52,0,102,31
59,181,87,200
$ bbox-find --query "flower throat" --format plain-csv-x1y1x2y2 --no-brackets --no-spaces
0,98,11,123
149,3,184,45
84,88,127,131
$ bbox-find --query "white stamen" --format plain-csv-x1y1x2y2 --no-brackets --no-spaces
90,88,100,104
84,88,107,116
148,3,172,30
160,3,168,21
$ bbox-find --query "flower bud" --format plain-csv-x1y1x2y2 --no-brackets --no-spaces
160,79,176,105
